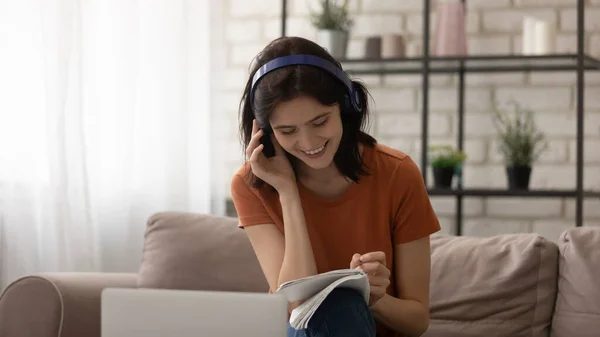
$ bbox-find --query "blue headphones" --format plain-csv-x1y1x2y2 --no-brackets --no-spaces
250,54,363,113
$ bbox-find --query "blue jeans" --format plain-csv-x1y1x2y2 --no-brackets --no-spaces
287,288,376,337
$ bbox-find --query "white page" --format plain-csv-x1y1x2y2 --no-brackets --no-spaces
276,269,365,302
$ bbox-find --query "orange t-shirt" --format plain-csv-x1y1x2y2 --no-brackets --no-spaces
230,142,441,337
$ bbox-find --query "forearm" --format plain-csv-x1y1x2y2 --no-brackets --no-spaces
371,294,430,337
277,186,318,288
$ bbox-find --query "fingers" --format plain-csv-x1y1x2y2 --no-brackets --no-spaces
358,261,390,277
350,253,361,269
248,143,264,165
359,251,386,266
246,120,263,158
368,274,391,288
370,283,388,299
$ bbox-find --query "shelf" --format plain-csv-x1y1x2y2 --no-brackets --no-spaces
427,188,600,198
341,54,600,75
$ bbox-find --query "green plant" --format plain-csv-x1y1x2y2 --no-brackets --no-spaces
428,145,467,168
309,0,353,31
491,100,548,167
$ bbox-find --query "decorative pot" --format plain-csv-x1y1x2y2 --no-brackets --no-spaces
381,34,406,58
433,166,455,189
506,165,532,190
364,36,381,59
316,29,348,59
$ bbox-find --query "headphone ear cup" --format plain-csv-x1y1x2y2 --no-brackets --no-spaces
343,94,351,113
353,89,363,113
343,93,362,114
341,94,355,114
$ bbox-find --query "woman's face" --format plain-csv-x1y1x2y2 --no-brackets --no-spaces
269,95,343,170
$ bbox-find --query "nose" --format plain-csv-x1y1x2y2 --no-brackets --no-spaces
297,129,319,150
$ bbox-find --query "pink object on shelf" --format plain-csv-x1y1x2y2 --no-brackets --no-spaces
433,0,468,56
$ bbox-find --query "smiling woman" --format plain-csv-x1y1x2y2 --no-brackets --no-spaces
230,36,441,337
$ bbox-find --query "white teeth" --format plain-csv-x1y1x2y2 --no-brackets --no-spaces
303,144,325,155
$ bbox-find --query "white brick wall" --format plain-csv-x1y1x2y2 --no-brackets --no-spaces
377,113,451,137
215,0,600,243
514,0,580,7
486,198,563,218
482,9,556,33
361,0,422,12
468,36,513,55
352,15,404,38
226,20,262,43
290,0,361,16
369,88,416,112
495,87,572,111
468,0,512,9
421,88,493,112
591,34,600,55
229,0,282,18
406,12,479,36
560,8,600,32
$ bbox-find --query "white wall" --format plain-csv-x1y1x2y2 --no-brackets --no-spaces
212,0,600,241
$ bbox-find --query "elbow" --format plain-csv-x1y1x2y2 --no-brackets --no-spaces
418,315,430,336
410,310,430,337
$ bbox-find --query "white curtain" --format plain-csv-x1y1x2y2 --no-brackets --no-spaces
0,0,213,290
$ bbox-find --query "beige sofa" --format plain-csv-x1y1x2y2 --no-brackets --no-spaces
0,211,598,337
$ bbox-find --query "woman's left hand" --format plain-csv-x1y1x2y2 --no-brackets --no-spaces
350,251,391,307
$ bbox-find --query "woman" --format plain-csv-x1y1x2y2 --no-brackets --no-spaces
230,36,441,337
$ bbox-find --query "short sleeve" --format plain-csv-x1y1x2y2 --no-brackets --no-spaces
230,172,274,228
391,156,441,244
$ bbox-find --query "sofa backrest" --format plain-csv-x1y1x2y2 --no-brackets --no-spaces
424,233,559,337
550,226,600,337
137,211,269,293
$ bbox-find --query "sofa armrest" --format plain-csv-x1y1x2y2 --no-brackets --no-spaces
0,272,138,337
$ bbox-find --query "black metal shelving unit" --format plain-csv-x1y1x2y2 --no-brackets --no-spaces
279,0,600,235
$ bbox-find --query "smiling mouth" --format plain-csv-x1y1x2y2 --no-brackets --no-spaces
301,141,328,155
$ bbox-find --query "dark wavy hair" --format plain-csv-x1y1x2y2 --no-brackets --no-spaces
238,36,377,189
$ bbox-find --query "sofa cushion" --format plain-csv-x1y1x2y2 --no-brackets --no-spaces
137,212,269,293
550,226,600,337
424,233,559,337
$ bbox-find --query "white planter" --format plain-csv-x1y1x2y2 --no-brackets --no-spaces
316,29,348,60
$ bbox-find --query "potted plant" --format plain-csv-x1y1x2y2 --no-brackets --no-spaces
429,145,467,189
491,100,548,190
309,0,353,59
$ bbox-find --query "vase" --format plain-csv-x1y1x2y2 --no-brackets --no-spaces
433,0,467,56
433,166,455,189
506,166,532,190
316,29,348,60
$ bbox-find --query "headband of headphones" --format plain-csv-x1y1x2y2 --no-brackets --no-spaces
250,54,363,112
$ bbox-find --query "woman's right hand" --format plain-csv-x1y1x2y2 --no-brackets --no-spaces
246,119,296,193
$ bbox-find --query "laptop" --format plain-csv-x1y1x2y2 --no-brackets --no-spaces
101,287,288,337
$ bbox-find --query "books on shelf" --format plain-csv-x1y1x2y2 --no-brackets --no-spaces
275,269,370,330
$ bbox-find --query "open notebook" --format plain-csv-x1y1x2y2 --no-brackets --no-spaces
275,269,370,329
